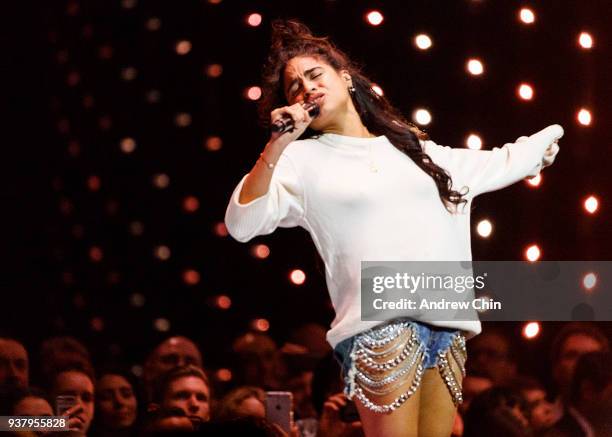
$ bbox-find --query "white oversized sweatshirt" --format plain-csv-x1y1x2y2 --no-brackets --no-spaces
224,125,563,349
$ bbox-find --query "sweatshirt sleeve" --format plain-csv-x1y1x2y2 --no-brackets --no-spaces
224,151,306,243
422,124,563,199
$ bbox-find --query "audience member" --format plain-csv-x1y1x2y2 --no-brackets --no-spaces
91,368,139,436
143,336,203,401
0,337,29,388
463,386,533,437
466,327,517,385
215,385,265,422
150,365,211,430
49,367,96,436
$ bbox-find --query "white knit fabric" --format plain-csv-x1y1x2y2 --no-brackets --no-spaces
225,125,563,348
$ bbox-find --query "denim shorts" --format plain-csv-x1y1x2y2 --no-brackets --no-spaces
332,318,467,414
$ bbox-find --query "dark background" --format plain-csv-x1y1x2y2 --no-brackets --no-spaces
1,0,610,382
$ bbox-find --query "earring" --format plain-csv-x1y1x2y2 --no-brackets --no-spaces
348,85,356,94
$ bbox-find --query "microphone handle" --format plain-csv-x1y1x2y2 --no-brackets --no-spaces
271,101,320,134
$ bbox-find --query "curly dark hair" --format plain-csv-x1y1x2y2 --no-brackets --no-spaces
258,19,468,212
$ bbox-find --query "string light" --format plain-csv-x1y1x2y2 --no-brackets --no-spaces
175,40,192,55
583,195,598,214
517,83,534,100
183,269,201,285
371,84,384,96
246,86,262,101
290,269,306,285
582,272,597,291
518,8,536,24
577,108,592,126
414,34,433,50
413,108,432,125
525,244,541,262
578,32,594,49
251,244,270,259
366,11,384,26
466,134,482,150
522,322,540,339
476,219,493,238
526,174,542,187
246,13,262,27
466,58,484,76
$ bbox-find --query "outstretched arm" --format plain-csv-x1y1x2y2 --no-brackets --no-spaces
421,124,563,200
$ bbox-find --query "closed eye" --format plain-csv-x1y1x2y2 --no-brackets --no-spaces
289,71,323,97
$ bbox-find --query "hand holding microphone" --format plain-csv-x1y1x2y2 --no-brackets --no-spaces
269,101,320,148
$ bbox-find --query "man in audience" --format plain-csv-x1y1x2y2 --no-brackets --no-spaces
232,332,282,390
143,336,203,401
466,327,517,386
545,351,612,437
50,366,96,436
549,323,609,401
40,336,94,387
150,365,211,430
513,375,558,433
0,336,29,388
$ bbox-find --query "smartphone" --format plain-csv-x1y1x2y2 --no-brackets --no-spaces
56,395,77,416
339,399,360,422
265,391,293,434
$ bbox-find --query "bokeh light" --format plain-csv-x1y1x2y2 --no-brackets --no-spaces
526,174,542,187
517,83,534,100
245,86,262,101
366,10,384,26
466,58,484,75
371,84,384,96
413,108,432,125
466,134,482,150
582,272,597,291
578,32,594,49
183,269,200,285
289,269,306,285
246,13,262,27
525,244,541,262
476,219,493,238
414,34,433,50
577,108,592,126
583,195,598,214
175,40,192,55
519,8,536,24
251,244,270,259
522,322,540,339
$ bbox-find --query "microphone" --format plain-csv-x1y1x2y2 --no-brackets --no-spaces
271,101,320,134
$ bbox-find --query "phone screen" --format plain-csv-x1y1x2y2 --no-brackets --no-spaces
265,391,293,433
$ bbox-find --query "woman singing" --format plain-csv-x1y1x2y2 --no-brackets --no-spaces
224,20,562,437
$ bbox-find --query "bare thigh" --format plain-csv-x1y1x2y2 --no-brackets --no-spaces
417,355,464,437
354,362,421,437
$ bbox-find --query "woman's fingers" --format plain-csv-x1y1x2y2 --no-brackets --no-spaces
62,404,83,417
542,142,560,167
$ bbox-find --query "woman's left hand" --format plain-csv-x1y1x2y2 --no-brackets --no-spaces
515,134,560,170
542,139,560,168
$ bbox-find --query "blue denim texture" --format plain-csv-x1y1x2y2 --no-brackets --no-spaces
333,319,460,381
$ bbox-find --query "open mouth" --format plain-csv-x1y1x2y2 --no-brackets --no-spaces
307,94,325,105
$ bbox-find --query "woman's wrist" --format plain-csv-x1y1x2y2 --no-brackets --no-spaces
258,152,275,169
259,140,284,168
